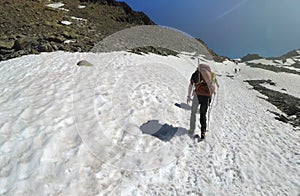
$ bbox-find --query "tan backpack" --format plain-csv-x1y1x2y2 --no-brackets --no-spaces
195,63,215,97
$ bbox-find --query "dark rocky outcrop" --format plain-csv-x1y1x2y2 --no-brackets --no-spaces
114,2,155,25
14,37,37,51
244,79,300,129
130,46,179,56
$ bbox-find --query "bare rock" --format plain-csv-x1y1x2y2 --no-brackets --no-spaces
63,31,79,39
14,37,36,50
46,35,66,43
37,43,53,52
0,40,15,50
77,60,94,66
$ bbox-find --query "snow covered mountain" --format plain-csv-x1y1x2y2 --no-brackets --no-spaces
240,49,300,128
0,46,299,194
1,0,299,194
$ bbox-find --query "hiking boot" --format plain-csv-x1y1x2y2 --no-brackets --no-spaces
201,132,206,139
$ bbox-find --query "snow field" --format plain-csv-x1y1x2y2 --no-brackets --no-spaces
0,51,299,195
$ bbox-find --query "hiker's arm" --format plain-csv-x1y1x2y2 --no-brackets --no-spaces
187,82,193,103
188,82,193,97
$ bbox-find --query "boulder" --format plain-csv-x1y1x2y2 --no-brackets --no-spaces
52,44,59,51
0,49,15,55
77,60,93,66
37,43,53,52
0,40,15,50
62,31,79,39
14,37,36,50
46,35,66,43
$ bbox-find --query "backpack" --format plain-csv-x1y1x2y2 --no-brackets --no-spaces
195,64,215,97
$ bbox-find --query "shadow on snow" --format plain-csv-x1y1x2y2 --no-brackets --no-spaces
174,102,191,111
140,120,187,142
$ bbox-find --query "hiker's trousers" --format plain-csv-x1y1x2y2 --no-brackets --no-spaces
190,95,210,133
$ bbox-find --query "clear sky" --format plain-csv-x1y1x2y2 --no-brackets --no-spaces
118,0,300,58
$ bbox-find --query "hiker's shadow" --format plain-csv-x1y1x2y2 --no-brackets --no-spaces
140,120,187,142
174,102,191,111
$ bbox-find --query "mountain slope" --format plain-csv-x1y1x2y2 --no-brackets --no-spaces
0,0,154,60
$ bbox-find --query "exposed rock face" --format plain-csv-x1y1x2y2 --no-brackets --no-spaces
241,53,263,62
0,0,155,60
114,2,155,25
79,0,155,25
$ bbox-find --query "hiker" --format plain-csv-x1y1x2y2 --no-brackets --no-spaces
187,63,215,139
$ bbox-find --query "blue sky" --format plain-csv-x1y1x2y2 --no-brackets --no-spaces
118,0,300,58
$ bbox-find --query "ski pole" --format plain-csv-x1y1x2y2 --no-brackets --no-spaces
207,88,216,131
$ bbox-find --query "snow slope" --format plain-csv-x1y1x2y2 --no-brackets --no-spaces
0,51,299,195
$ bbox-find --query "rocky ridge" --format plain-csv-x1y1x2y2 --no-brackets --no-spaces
0,0,154,60
242,49,300,75
0,0,227,62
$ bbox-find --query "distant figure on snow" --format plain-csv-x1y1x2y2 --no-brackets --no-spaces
187,63,216,139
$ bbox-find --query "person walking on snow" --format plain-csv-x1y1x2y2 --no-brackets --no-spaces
187,63,216,139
